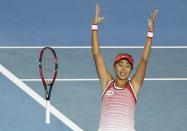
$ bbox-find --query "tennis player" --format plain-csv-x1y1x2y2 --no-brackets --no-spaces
91,4,158,131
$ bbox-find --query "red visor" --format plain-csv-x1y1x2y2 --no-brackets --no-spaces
114,53,134,68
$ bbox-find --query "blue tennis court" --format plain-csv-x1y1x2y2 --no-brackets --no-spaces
0,0,187,131
0,74,72,131
1,47,187,131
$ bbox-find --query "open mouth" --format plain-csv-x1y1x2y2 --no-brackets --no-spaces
120,72,126,76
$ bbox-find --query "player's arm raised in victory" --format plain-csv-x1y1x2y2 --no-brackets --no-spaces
91,4,112,90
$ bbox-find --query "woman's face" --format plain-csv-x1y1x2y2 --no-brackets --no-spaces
114,59,132,80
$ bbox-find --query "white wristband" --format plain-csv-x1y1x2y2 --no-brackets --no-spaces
147,31,154,38
92,24,98,30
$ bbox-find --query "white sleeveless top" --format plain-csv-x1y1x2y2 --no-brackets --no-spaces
98,80,137,131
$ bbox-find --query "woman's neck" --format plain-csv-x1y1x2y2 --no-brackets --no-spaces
114,78,128,88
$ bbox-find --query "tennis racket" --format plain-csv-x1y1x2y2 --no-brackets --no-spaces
39,47,58,124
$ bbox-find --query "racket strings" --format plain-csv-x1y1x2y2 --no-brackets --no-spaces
42,49,56,82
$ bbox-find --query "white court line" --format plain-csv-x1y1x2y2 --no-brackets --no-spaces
21,78,99,81
0,64,84,131
1,46,187,49
144,78,187,81
20,78,187,82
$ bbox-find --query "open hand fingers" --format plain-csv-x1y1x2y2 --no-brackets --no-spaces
93,4,104,24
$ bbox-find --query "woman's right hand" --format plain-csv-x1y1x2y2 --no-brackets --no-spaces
92,4,104,25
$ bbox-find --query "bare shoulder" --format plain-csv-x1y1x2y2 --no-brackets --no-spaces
100,73,113,91
130,77,141,98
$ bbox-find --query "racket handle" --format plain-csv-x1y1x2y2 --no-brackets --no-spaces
45,100,50,124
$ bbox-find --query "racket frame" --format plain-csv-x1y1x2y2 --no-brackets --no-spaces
39,47,58,124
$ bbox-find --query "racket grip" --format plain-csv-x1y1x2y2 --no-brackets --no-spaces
45,100,50,124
